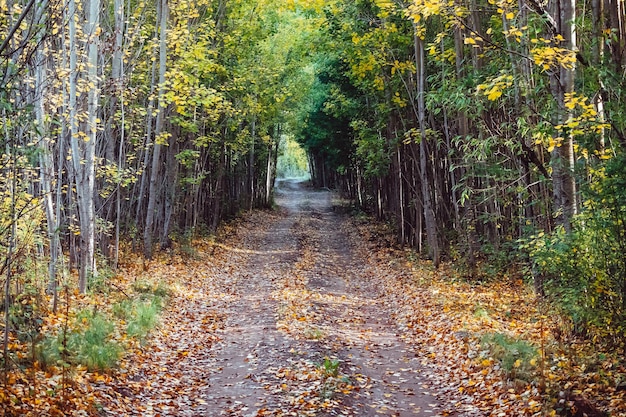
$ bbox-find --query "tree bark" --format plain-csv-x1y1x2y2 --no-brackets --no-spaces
112,0,125,267
550,0,577,231
144,0,168,259
414,26,440,267
68,0,100,292
31,0,60,298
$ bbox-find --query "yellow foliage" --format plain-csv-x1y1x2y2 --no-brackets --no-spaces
553,93,609,140
486,88,502,101
503,26,523,42
392,92,407,108
374,76,385,91
375,0,396,17
406,0,460,30
476,74,513,101
547,137,561,153
531,45,576,71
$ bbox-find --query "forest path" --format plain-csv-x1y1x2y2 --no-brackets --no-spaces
101,179,443,416
196,179,441,416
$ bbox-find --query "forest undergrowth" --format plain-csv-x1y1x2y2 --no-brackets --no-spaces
348,215,626,416
2,206,626,416
0,232,230,416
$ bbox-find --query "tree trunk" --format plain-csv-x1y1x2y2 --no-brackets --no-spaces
550,0,577,231
397,146,405,245
161,136,177,247
414,26,440,267
68,0,100,292
606,0,626,69
592,0,607,151
265,143,272,206
112,0,125,268
249,117,256,210
31,0,60,298
144,0,168,259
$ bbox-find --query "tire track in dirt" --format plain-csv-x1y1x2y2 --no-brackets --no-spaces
277,182,442,416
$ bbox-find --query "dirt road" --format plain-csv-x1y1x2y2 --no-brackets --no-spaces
196,179,441,416
102,179,444,416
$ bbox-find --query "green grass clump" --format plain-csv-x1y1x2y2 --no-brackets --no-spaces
481,332,537,381
37,280,169,371
39,311,121,371
127,299,160,340
74,312,121,370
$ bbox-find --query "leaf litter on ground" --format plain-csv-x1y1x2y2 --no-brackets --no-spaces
3,187,625,416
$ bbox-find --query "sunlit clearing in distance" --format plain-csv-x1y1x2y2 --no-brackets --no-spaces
277,134,310,180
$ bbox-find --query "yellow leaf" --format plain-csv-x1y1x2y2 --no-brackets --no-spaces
505,12,515,20
565,101,577,110
464,37,476,45
487,88,502,101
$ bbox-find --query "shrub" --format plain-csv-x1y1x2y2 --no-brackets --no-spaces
127,300,160,341
39,311,120,371
74,312,121,370
523,208,626,344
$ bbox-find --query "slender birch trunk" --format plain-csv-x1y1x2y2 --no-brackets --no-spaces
550,0,577,231
112,0,125,267
30,0,61,299
144,0,168,259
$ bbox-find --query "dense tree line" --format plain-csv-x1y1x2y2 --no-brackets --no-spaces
0,0,322,311
295,0,626,344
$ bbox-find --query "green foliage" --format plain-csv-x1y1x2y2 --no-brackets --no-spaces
318,356,341,378
75,312,121,371
38,278,168,371
293,57,358,187
352,119,389,178
126,300,160,341
316,356,348,400
88,265,116,294
112,299,133,319
122,280,168,341
481,332,537,381
152,281,170,299
523,157,626,343
277,136,309,179
8,290,43,343
39,311,121,371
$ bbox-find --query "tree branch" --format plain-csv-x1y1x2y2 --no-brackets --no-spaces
524,0,558,36
0,0,38,58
